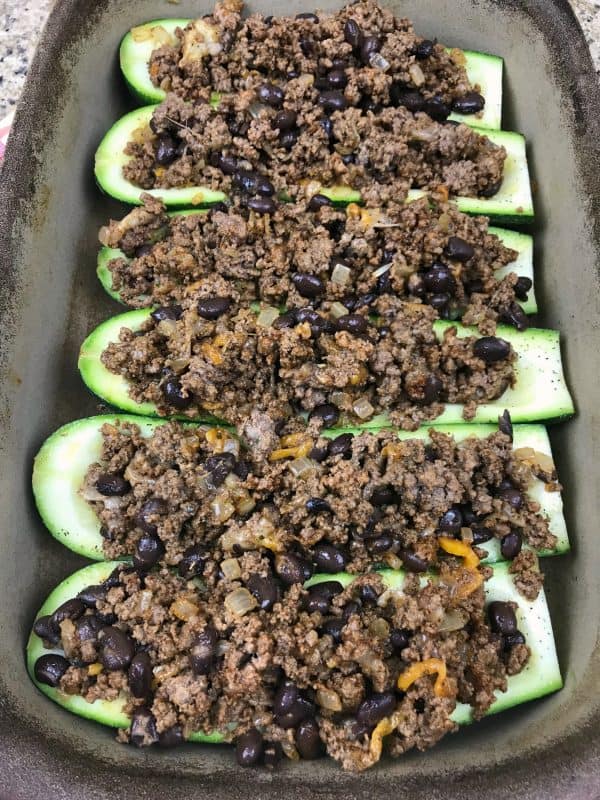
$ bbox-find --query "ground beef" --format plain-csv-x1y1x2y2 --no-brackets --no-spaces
123,93,505,203
101,193,528,334
147,0,482,117
100,295,517,429
82,422,557,592
33,559,529,770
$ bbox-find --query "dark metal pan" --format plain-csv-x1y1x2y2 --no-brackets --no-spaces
0,0,599,797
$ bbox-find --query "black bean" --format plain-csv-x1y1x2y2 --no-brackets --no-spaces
327,69,348,90
151,305,182,323
367,534,394,555
320,617,344,643
103,565,128,589
309,580,344,600
128,651,153,698
500,301,529,332
356,691,396,727
274,680,299,716
130,707,158,747
360,35,381,65
273,310,297,330
500,531,522,559
134,244,154,259
320,116,334,140
205,452,236,487
429,292,450,310
33,615,60,645
76,614,102,642
309,445,329,462
246,572,280,611
95,473,130,497
514,276,532,300
438,507,463,536
273,109,297,132
498,409,513,440
370,484,398,507
50,598,85,632
498,486,523,510
452,91,485,115
257,83,284,108
390,84,425,112
400,550,428,572
360,584,380,605
344,18,363,49
155,135,178,165
480,179,503,198
135,498,167,536
424,444,438,462
158,726,185,748
197,295,231,320
233,170,274,196
341,152,357,165
423,263,456,294
306,497,332,514
423,374,443,404
309,403,340,429
364,508,382,536
295,718,323,759
212,152,238,175
296,12,318,21
327,433,354,458
390,627,411,652
308,193,333,212
461,504,482,526
445,236,475,262
247,196,277,214
99,626,135,671
292,273,325,298
313,544,347,573
488,601,518,635
504,630,526,650
473,336,511,363
336,314,368,334
162,378,193,410
178,544,207,579
377,269,392,294
422,95,451,121
276,697,315,729
236,728,264,766
190,626,218,675
299,37,315,57
233,459,252,480
465,278,484,295
341,600,361,623
471,524,494,544
415,39,435,59
133,533,164,572
34,654,70,687
275,553,313,585
318,90,347,114
305,591,330,614
77,584,107,609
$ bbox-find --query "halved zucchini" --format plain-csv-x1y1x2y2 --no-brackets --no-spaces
97,219,536,314
94,107,532,222
27,561,561,736
120,19,502,130
77,309,573,425
31,414,569,563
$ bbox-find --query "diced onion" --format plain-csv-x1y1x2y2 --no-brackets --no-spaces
369,618,390,638
353,398,375,419
170,357,190,373
437,212,451,232
331,262,351,285
224,588,257,616
372,262,391,278
249,101,269,119
236,496,256,515
410,126,438,143
330,302,349,319
369,52,390,72
316,687,343,711
157,319,177,336
221,558,241,580
409,63,426,86
211,496,236,523
288,456,316,478
257,306,280,327
170,596,200,621
438,609,468,632
98,226,111,246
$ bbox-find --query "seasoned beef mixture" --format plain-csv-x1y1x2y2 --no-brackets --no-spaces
123,93,505,204
101,293,517,428
146,0,485,120
82,420,557,594
33,560,530,771
101,194,530,334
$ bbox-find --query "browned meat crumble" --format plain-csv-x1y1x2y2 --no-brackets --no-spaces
100,193,530,334
34,560,530,771
82,421,557,592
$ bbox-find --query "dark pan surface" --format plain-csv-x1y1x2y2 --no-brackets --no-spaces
1,0,599,797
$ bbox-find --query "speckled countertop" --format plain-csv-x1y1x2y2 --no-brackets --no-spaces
0,0,599,117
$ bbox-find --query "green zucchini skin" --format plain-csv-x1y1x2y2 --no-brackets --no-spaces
32,415,569,563
77,309,574,426
27,561,562,737
119,20,502,130
94,106,533,222
97,222,537,315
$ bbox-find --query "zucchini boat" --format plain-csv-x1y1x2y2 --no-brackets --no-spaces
77,310,574,425
97,220,537,315
119,19,503,130
94,106,533,223
31,415,569,563
27,560,562,735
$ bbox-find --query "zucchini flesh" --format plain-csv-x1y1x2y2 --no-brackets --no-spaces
94,107,532,222
27,561,561,737
77,309,573,426
97,221,536,314
32,415,569,563
119,19,503,130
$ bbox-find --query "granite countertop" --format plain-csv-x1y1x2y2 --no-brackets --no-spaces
1,0,599,117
